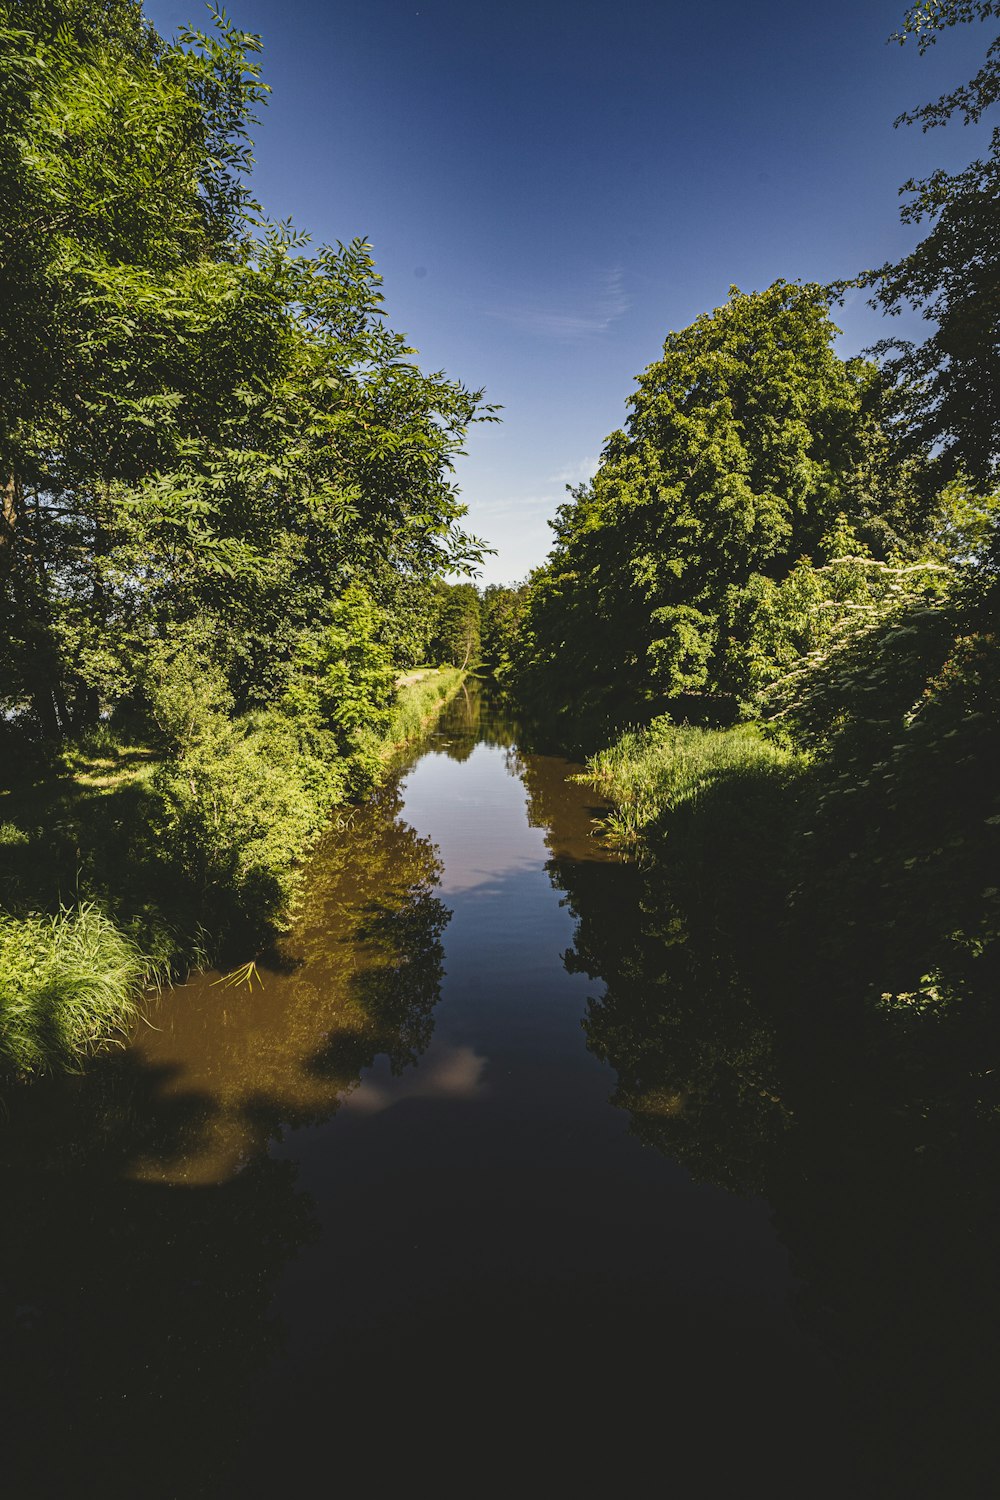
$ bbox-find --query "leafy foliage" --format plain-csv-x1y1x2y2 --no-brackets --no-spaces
479,581,530,681
284,586,396,748
864,1,1000,485
0,0,493,744
429,581,482,668
512,282,920,733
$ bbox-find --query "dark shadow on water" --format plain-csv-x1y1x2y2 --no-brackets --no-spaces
553,757,1000,1499
0,1048,318,1498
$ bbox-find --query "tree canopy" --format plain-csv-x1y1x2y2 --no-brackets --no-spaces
513,281,920,729
0,0,493,740
865,0,1000,486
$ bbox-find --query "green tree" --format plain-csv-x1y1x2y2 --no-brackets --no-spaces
0,0,493,741
479,581,529,680
430,582,481,668
0,0,274,732
514,282,910,729
865,1,1000,486
284,585,396,747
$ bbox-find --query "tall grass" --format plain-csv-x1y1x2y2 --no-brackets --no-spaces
583,716,803,848
383,668,465,751
0,903,152,1076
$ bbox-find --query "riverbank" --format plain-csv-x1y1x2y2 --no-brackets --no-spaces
578,672,998,1024
0,668,465,1078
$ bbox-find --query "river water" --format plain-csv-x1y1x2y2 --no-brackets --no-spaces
2,686,994,1496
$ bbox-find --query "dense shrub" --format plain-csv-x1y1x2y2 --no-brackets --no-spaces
150,714,337,936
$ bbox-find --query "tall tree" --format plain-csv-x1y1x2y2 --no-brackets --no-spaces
866,1,1000,486
0,0,491,738
514,282,908,728
430,582,482,668
0,0,273,731
480,582,529,680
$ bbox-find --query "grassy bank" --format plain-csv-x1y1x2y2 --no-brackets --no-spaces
0,669,464,1079
579,620,999,1033
582,716,804,849
383,666,465,755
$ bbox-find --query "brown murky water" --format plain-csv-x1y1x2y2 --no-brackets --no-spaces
8,685,992,1496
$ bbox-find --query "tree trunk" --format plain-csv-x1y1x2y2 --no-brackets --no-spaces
0,474,20,579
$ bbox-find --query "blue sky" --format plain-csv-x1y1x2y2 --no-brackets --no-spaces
148,0,991,583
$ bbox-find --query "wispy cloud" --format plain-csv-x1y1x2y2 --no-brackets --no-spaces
473,493,561,518
548,455,599,487
469,456,599,525
486,267,630,342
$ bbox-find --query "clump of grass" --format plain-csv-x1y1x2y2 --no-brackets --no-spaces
0,903,153,1076
383,668,465,750
348,667,466,781
582,716,803,847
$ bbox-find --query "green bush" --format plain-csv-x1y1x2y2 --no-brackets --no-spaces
149,671,465,943
284,585,397,747
150,713,336,936
0,903,150,1076
140,626,235,757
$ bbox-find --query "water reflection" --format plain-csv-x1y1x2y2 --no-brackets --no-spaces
341,1041,488,1113
124,780,452,1182
0,771,452,1496
549,775,1000,1497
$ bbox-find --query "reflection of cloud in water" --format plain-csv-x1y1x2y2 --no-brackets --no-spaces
436,851,541,895
342,1044,487,1115
402,741,553,895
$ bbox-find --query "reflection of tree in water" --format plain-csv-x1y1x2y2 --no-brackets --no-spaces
429,676,518,761
108,778,453,1185
287,778,451,1088
0,774,453,1498
544,776,1000,1499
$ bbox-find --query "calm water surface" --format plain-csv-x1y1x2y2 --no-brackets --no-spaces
1,689,926,1494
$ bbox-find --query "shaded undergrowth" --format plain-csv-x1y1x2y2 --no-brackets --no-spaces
582,717,803,850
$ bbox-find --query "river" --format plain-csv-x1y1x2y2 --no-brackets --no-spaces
1,685,994,1496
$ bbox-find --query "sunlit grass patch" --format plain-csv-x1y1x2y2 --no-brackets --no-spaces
581,716,805,848
0,903,154,1076
384,667,465,750
62,739,160,792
